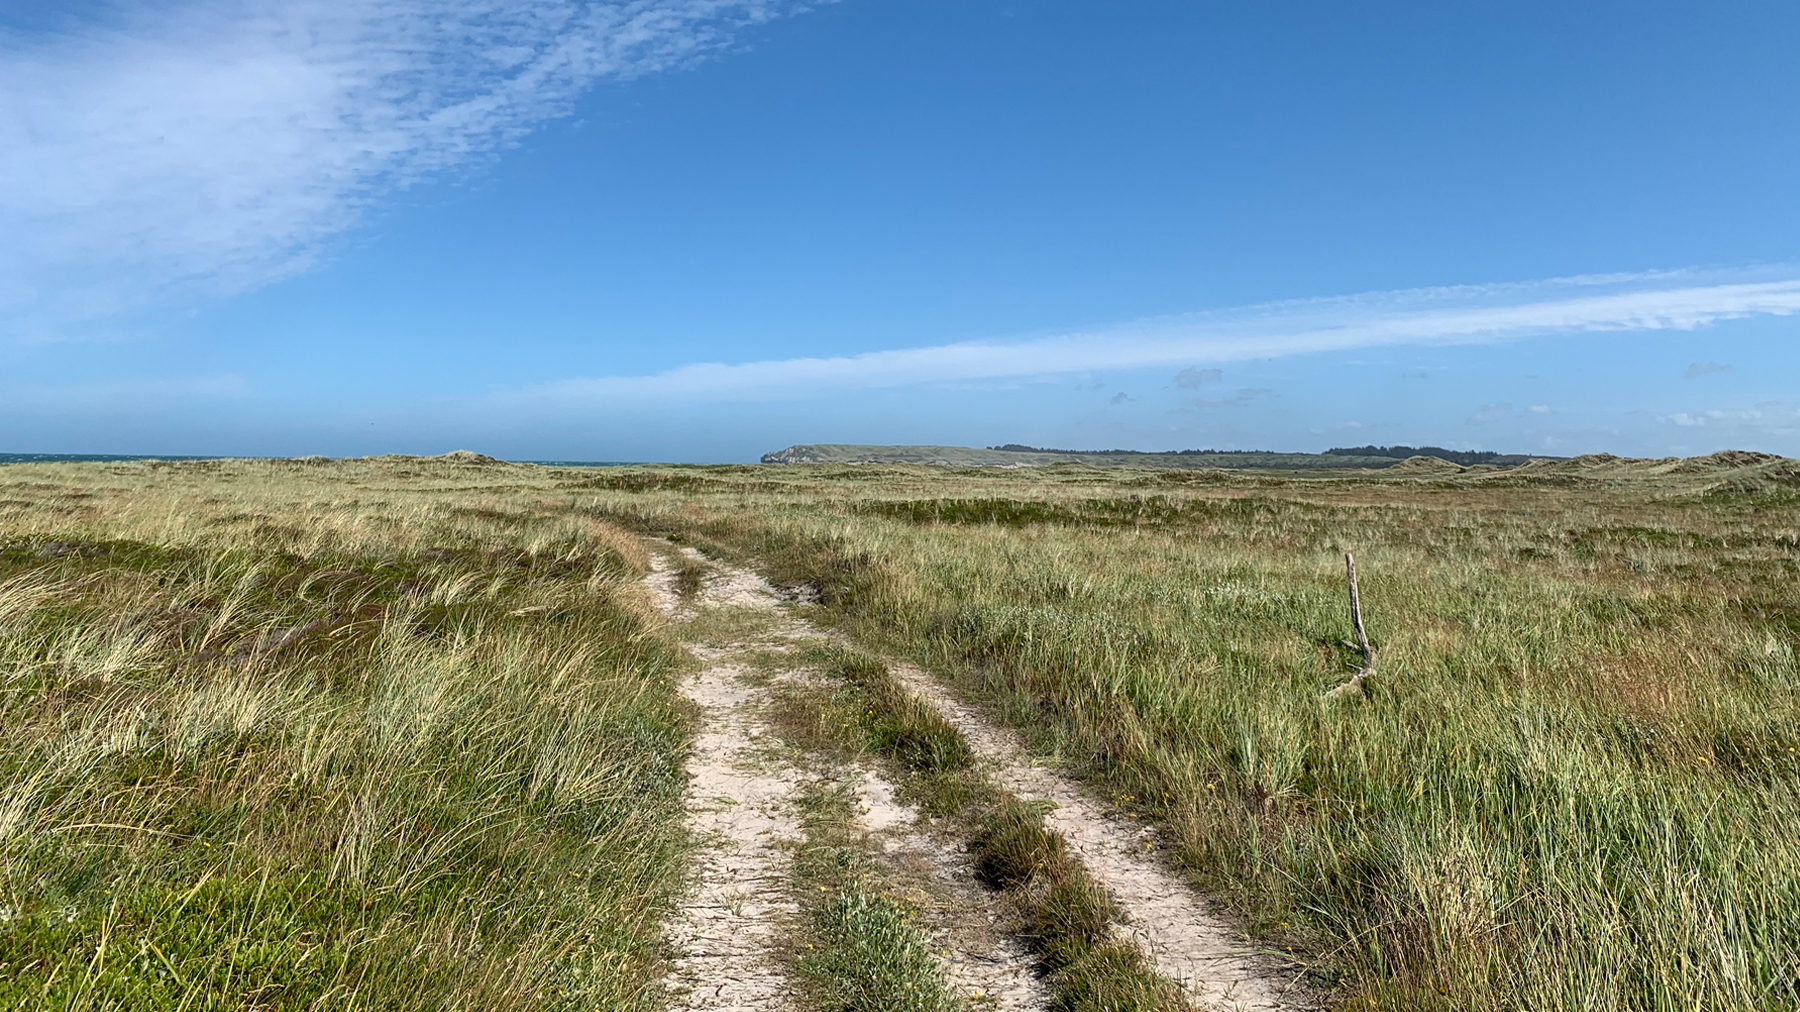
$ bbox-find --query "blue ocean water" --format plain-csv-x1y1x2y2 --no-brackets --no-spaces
0,453,641,466
0,453,234,463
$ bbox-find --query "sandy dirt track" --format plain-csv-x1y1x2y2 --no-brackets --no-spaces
650,547,1310,1010
650,548,1043,1010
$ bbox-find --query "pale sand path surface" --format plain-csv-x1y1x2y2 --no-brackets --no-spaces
652,550,803,1011
663,657,805,1010
649,547,1044,1011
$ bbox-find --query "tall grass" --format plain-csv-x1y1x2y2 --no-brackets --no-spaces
0,460,688,1010
590,462,1800,1011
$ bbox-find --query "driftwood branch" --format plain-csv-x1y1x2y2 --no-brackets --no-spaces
1324,552,1376,699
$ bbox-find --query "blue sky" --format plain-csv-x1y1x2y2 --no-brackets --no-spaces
3,0,1798,461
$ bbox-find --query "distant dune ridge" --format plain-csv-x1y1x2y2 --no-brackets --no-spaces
437,449,501,464
757,444,1800,488
759,443,1552,469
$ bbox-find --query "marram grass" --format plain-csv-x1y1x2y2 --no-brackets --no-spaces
7,454,1799,1011
0,459,689,1011
593,458,1800,1011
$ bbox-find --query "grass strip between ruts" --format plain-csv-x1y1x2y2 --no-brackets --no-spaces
795,643,1191,1012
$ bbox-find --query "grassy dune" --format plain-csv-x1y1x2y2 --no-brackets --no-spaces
0,459,689,1011
6,453,1798,1010
592,455,1800,1011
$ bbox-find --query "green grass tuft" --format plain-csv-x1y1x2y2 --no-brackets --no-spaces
801,884,962,1012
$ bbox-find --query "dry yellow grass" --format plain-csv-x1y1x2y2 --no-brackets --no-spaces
583,455,1800,1011
6,452,1798,1010
0,458,687,1011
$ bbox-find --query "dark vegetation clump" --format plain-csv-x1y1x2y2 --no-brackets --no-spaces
1324,444,1542,465
969,804,1181,1006
817,645,974,776
673,552,708,600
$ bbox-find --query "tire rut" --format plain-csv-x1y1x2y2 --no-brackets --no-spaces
653,552,804,1011
888,663,1314,1011
664,658,806,1010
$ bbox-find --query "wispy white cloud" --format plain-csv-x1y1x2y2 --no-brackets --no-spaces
1173,367,1222,388
1465,401,1517,426
1682,360,1732,379
0,0,797,338
1666,402,1800,434
528,269,1800,404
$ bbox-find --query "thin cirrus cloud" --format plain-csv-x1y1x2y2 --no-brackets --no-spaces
0,0,800,338
1682,361,1732,379
1668,403,1799,432
525,269,1800,405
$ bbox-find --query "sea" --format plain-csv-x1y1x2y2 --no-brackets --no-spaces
0,453,639,466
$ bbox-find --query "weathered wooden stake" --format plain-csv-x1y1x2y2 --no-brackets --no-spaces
1325,552,1376,699
1346,552,1371,667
